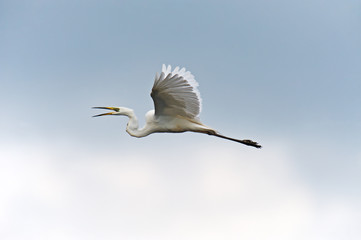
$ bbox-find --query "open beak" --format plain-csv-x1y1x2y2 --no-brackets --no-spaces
92,107,120,117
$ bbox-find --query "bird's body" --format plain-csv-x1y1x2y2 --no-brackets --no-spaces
93,65,261,148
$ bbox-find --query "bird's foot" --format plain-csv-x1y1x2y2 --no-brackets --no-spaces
241,139,262,148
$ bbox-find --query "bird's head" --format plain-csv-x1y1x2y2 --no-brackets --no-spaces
92,107,132,117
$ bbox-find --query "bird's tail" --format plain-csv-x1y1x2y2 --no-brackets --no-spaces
208,131,262,148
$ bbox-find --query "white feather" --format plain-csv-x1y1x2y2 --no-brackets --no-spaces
151,64,202,119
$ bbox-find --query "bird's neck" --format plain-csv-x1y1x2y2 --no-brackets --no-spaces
125,110,150,138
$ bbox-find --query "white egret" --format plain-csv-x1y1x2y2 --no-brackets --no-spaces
93,64,261,148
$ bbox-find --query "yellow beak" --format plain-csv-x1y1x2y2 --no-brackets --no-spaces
92,107,120,117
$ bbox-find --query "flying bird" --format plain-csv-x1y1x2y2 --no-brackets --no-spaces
93,64,261,148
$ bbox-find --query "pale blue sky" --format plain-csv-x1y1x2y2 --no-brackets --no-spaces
1,0,361,239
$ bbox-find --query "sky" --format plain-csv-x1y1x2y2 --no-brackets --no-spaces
1,0,361,239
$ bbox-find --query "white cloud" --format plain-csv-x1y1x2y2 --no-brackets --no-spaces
0,140,360,240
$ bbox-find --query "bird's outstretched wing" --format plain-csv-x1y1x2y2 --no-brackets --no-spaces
151,64,202,119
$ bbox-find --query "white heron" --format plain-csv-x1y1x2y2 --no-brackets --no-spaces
93,64,261,148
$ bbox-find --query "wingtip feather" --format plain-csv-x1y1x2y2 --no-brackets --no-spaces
156,64,203,117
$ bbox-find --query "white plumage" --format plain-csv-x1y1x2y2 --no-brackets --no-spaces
93,64,261,148
152,64,201,119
